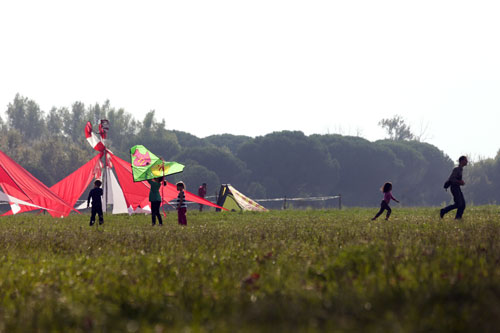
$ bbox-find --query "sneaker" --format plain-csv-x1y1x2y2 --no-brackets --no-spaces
89,221,95,226
159,224,163,227
99,220,104,225
439,209,445,219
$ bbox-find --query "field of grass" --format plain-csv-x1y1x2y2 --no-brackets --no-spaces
0,207,499,332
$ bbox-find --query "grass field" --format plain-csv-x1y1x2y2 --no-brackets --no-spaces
0,207,499,332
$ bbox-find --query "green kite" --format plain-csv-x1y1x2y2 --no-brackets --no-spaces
130,145,184,182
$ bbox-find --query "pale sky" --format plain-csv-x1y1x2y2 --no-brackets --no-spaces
1,0,499,162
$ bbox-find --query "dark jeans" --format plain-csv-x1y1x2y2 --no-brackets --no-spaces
373,200,391,219
442,186,466,219
151,201,163,225
178,207,187,225
90,205,103,224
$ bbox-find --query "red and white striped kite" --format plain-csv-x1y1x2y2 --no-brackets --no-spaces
85,122,106,152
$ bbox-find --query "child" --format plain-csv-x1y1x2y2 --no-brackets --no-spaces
87,179,103,226
176,181,187,225
147,177,166,226
372,182,399,221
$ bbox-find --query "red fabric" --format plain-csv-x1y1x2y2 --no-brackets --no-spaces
160,183,223,209
85,121,105,152
84,122,93,139
109,152,151,210
0,150,78,217
49,154,102,216
98,120,109,140
108,151,227,211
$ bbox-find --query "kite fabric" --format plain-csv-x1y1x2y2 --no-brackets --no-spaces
85,122,106,152
0,150,78,217
0,190,56,214
130,145,184,182
6,153,103,217
109,151,225,211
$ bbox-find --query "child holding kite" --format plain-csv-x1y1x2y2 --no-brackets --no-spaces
176,181,187,225
372,182,399,221
87,179,104,226
148,177,166,226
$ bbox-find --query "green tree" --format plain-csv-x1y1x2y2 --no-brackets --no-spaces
46,107,65,136
133,111,181,160
172,130,212,149
63,102,86,143
170,162,220,196
105,108,138,153
174,146,248,188
205,134,251,154
6,94,46,140
314,134,399,205
378,115,414,141
238,131,339,198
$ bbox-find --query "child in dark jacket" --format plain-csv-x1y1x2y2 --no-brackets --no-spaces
372,182,399,221
88,180,103,226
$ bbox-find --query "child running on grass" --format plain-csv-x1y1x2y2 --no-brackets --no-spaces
372,182,399,221
176,181,187,225
87,179,103,226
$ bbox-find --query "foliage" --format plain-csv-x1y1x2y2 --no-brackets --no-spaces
1,94,498,206
238,131,339,198
378,115,415,141
205,134,252,155
169,162,220,195
174,146,249,188
0,208,499,332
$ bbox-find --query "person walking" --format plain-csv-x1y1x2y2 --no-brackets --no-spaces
176,181,187,225
372,182,399,221
87,179,104,226
198,183,207,212
148,177,165,226
440,156,468,220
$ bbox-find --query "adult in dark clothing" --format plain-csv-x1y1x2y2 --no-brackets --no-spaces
198,183,207,212
88,180,104,226
440,156,468,219
148,177,166,226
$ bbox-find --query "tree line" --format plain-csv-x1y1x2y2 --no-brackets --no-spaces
1,94,498,207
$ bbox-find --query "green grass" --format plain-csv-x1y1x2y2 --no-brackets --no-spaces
0,207,499,332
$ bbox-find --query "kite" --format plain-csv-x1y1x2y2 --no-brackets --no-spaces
130,145,184,182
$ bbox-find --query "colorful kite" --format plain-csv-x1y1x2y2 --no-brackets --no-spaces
130,145,184,182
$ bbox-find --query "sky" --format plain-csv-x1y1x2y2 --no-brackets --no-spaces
1,0,499,162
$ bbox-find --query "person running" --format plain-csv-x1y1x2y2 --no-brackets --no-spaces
148,177,165,226
372,182,400,221
87,179,104,226
198,183,207,212
440,156,468,220
176,181,187,225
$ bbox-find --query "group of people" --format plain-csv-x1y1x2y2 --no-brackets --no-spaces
87,179,209,227
371,155,468,221
87,155,469,226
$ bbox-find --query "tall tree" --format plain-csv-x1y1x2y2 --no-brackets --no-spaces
6,94,46,140
378,115,414,141
46,107,65,136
